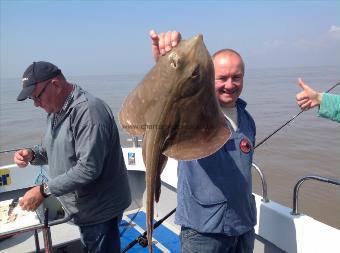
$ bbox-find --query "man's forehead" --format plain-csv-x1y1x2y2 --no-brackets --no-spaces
214,52,241,64
215,68,243,77
214,53,243,73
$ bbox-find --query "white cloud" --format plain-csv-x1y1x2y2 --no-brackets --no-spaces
329,25,340,39
263,40,286,48
293,39,325,49
329,25,340,33
263,38,324,50
262,25,340,51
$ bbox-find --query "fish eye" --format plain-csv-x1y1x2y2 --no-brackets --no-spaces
170,60,177,69
191,66,200,79
168,52,180,69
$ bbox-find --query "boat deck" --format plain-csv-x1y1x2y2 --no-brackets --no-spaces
121,210,180,253
0,208,180,253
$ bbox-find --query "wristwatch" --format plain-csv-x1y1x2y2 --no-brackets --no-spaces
40,183,52,198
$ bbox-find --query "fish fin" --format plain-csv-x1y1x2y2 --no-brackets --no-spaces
142,139,147,165
119,64,172,137
118,84,147,136
155,154,168,202
163,117,230,160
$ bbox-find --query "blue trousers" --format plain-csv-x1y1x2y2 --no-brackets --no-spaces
79,216,120,253
180,227,255,253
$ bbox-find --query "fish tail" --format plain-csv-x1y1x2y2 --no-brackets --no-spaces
147,222,153,252
146,169,155,253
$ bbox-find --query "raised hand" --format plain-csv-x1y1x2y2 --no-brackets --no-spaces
150,30,181,62
296,78,323,111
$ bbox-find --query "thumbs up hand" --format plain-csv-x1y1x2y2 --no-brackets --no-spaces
295,78,323,111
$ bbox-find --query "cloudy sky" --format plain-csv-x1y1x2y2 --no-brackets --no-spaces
1,0,339,78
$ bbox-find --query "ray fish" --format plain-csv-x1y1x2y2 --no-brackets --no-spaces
119,34,230,252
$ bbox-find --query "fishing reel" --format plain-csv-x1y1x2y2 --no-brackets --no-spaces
137,235,148,247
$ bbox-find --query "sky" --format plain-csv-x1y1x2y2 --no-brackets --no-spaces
1,0,340,78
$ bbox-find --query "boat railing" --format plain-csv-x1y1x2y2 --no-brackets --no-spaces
127,136,142,147
291,175,340,215
252,163,269,203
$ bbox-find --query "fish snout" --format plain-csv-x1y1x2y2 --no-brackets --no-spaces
189,34,204,48
193,33,203,42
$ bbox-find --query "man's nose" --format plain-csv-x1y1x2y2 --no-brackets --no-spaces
224,78,233,89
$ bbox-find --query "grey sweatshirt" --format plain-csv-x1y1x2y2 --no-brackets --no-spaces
32,85,131,225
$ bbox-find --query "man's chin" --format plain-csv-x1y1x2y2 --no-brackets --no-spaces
220,102,236,108
218,95,231,103
218,97,236,107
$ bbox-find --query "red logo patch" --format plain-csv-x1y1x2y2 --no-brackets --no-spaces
240,138,251,153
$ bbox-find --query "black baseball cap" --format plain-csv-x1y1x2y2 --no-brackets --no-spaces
17,61,61,101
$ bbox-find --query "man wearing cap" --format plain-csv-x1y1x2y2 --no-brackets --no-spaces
14,61,131,253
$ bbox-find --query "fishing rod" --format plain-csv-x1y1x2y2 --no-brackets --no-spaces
121,80,340,252
121,208,176,253
119,206,142,237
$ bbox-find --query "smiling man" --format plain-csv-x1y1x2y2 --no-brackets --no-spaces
213,49,244,107
14,61,131,253
213,49,245,132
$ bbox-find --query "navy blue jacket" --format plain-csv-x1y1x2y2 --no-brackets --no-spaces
175,99,257,236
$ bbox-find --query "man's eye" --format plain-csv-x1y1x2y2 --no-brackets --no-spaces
217,77,227,82
191,66,200,79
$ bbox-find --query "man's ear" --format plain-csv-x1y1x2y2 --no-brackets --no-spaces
51,78,62,94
